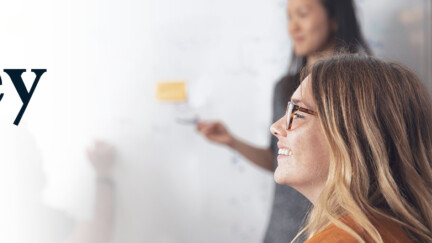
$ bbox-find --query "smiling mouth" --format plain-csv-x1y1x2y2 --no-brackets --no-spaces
293,37,304,43
278,149,292,156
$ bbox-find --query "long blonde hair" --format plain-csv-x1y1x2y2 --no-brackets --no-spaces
297,54,432,242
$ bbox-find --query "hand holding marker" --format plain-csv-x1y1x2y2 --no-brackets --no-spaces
156,80,239,163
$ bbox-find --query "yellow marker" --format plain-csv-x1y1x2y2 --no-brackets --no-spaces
155,81,187,102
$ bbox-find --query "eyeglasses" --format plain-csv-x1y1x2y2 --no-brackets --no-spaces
285,101,318,130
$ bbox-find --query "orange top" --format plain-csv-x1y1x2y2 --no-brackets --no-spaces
305,216,413,243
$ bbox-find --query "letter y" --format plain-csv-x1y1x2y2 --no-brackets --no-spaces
4,69,46,125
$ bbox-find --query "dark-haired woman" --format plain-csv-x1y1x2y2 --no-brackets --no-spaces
197,0,371,242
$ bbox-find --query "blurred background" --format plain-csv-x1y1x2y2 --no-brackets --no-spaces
0,0,431,242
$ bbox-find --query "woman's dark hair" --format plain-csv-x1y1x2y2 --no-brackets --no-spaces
288,0,372,74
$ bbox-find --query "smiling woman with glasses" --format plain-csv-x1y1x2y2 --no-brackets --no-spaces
270,54,432,243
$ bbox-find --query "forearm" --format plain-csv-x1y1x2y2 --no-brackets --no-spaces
229,138,274,172
64,178,114,243
92,178,115,238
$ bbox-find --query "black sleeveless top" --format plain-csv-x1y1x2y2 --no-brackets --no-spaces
264,73,311,243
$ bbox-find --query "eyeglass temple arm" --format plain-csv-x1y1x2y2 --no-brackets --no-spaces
297,106,318,115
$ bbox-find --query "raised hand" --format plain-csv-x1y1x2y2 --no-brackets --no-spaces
196,121,234,147
86,140,115,178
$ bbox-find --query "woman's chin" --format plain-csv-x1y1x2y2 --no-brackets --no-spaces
293,46,310,57
274,167,289,185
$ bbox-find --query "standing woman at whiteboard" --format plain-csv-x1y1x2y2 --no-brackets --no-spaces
197,0,372,242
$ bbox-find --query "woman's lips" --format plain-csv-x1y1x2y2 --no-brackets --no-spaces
293,36,304,43
278,148,291,156
277,143,293,157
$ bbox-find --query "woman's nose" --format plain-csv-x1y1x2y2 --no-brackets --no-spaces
288,19,300,34
270,116,287,138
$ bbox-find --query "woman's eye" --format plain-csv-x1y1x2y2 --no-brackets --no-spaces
294,113,304,119
298,11,308,18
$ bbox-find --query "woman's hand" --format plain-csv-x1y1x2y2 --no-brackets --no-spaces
196,121,235,147
86,140,115,178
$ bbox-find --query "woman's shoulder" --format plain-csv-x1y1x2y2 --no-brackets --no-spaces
305,215,413,243
274,73,299,87
304,222,357,243
273,73,300,98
